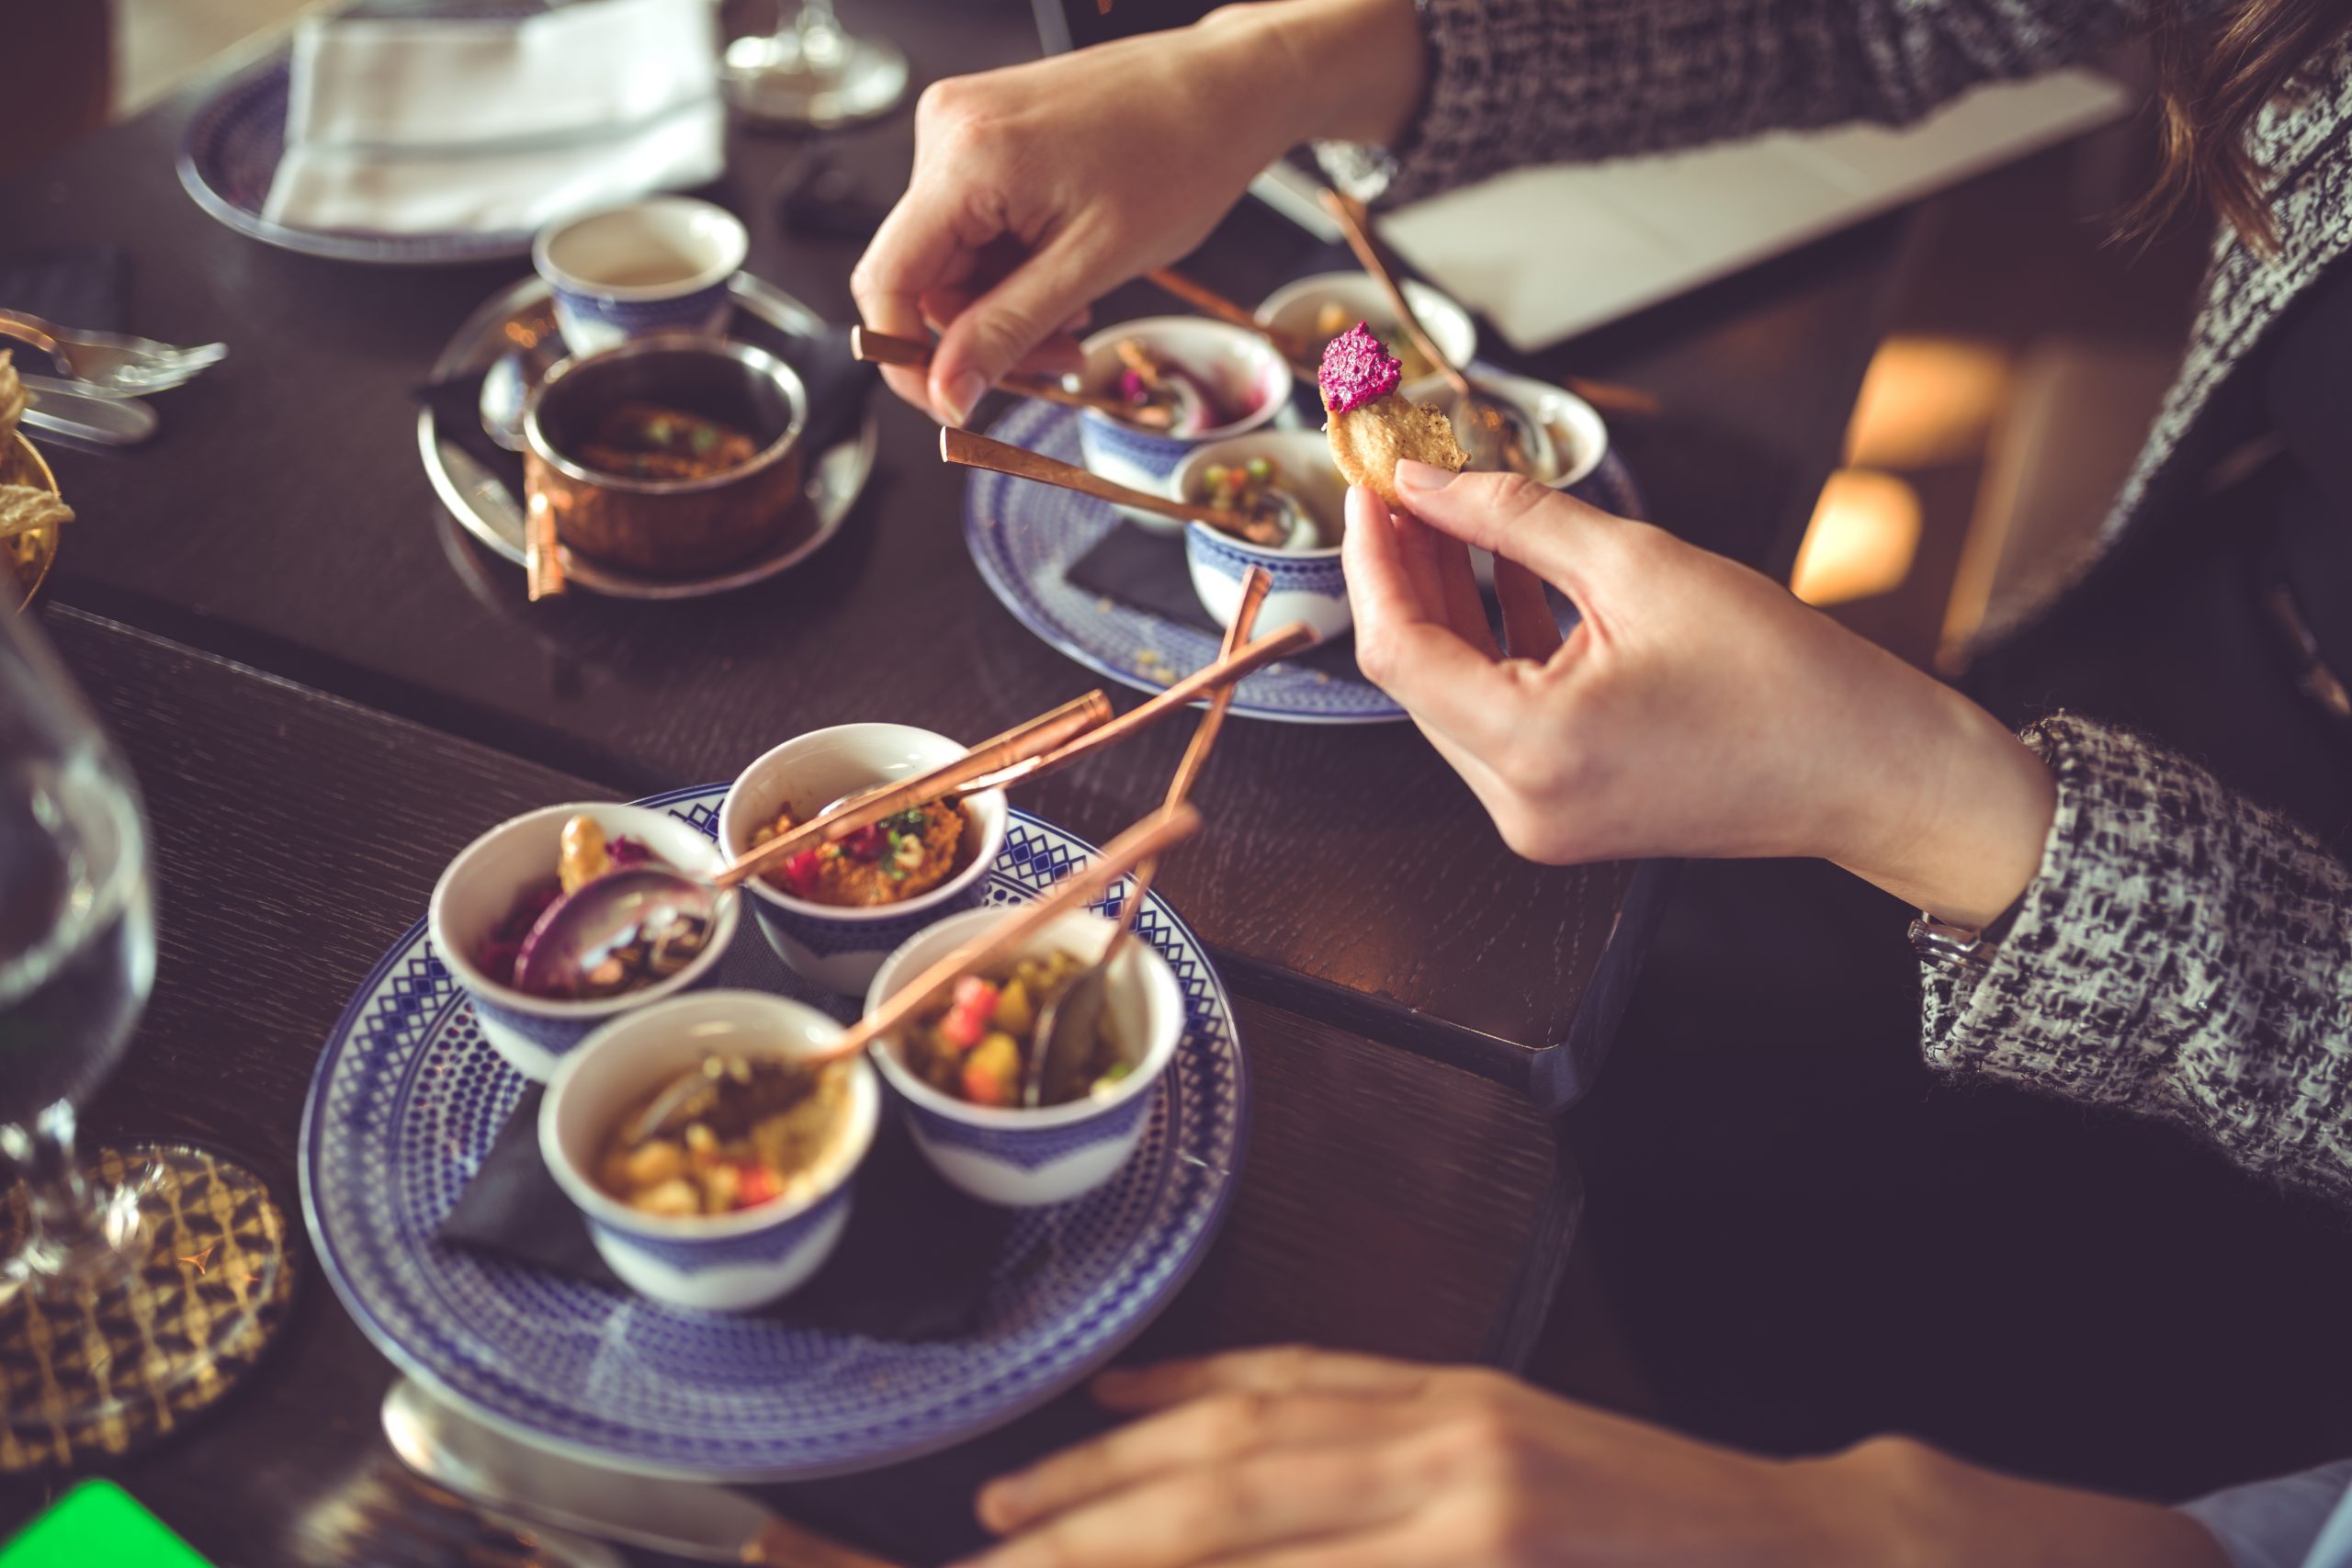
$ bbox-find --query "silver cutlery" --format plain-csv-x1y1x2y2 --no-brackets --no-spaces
18,374,158,446
381,1378,907,1567
0,309,226,396
295,1455,626,1568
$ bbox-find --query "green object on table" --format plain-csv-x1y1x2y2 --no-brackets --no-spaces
0,1480,213,1567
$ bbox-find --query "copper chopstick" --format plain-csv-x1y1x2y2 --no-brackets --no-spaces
1145,268,1319,378
821,803,1202,1064
717,692,1112,889
852,327,1167,425
1320,188,1475,402
1109,565,1268,958
957,618,1316,798
1315,189,1662,421
939,426,1263,536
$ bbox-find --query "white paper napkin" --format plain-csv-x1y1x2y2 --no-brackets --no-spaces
264,0,726,237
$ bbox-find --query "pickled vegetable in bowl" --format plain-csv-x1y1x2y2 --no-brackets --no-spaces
751,799,969,908
476,814,711,998
594,1055,856,1218
905,950,1132,1110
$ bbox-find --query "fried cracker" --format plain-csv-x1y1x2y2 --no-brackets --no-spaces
0,353,22,447
1325,391,1470,511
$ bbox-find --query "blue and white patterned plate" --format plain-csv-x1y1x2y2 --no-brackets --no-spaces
300,788,1248,1481
961,397,1646,725
178,3,550,266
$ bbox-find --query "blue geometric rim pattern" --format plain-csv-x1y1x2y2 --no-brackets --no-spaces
962,396,1645,726
903,1084,1157,1171
178,34,540,265
299,786,1249,1481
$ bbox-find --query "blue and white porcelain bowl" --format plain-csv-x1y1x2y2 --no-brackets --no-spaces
533,197,748,355
1077,318,1292,532
539,990,878,1313
1173,431,1352,642
718,725,1010,996
866,906,1182,1207
427,803,740,1083
1254,273,1477,400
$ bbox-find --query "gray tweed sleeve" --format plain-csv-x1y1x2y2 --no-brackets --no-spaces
1317,0,2145,204
1921,713,2352,1205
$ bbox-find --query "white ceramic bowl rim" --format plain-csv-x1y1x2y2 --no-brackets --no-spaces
718,727,1009,926
532,197,750,302
1466,369,1609,490
1080,318,1292,441
428,803,739,1021
1173,438,1344,562
868,907,1182,1132
539,992,877,1240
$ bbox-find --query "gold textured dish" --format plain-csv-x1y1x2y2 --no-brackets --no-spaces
2,433,60,610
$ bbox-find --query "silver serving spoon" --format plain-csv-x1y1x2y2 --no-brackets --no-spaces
511,869,718,999
1020,568,1269,1108
478,316,565,453
382,1379,902,1566
1447,381,1558,479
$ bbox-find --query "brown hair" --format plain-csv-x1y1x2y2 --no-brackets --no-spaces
2127,0,2352,251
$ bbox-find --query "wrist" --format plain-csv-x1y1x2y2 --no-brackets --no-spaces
1808,1437,2232,1568
1199,0,1425,150
1830,682,2055,931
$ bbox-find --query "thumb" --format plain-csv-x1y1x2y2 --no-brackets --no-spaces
1392,462,1629,599
929,231,1119,425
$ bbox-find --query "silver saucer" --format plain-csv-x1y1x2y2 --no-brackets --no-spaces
418,274,878,600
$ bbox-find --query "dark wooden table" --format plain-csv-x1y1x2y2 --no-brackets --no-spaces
0,607,1578,1565
0,3,1918,1559
0,0,1905,1104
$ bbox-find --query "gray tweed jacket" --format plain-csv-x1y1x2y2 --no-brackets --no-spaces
1321,0,2352,1205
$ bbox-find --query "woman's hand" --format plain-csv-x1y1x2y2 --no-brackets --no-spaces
849,0,1423,423
958,1348,2229,1568
1343,464,2058,929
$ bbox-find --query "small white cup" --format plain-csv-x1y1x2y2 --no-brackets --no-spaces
1075,319,1292,532
1172,431,1351,643
1255,273,1477,400
718,725,1010,996
541,990,878,1313
533,197,748,355
429,803,740,1083
866,907,1183,1207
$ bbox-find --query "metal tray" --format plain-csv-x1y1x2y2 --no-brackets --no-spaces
417,274,877,600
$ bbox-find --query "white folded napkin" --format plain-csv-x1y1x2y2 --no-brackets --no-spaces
264,0,726,237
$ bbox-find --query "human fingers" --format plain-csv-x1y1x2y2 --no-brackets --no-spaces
978,1393,1421,1533
1493,557,1564,662
850,181,987,417
930,228,1126,425
957,1447,1426,1568
1341,491,1527,754
1393,461,1632,604
1094,1345,1436,1414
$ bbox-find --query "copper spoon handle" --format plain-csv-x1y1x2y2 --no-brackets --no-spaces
852,327,1160,423
1318,188,1475,400
1109,566,1268,961
957,618,1316,799
940,426,1262,536
715,691,1112,890
1143,268,1317,375
525,491,566,601
825,803,1202,1064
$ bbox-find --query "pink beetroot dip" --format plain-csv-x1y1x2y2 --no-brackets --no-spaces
1317,321,1401,413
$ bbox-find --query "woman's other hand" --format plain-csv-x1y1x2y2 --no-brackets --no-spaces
1346,464,2058,928
957,1347,2230,1568
849,0,1423,424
